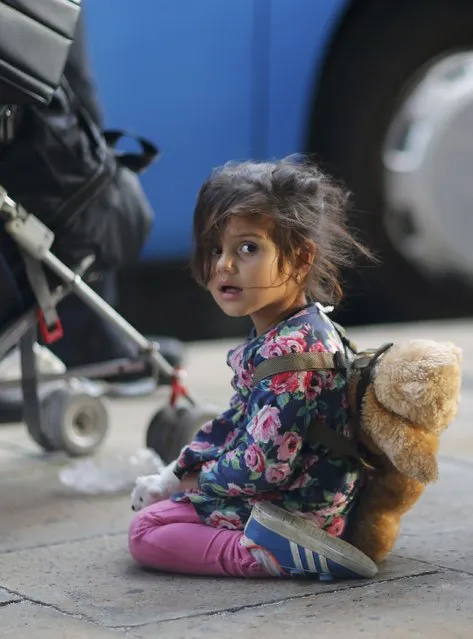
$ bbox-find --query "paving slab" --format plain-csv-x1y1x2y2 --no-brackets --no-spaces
1,601,125,639
0,428,136,553
0,454,133,553
0,534,433,628
0,390,171,553
133,571,473,639
0,320,472,637
0,588,21,604
397,456,473,574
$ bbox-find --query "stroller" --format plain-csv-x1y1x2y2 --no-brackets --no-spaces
0,185,209,462
0,3,213,464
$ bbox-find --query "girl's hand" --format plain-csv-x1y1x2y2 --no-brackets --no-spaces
179,472,200,492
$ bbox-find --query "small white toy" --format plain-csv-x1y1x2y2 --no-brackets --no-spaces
130,461,180,511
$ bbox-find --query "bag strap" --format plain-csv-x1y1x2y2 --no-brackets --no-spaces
331,320,358,354
253,350,361,462
59,78,159,174
352,343,394,416
305,420,361,462
253,351,346,385
103,129,159,173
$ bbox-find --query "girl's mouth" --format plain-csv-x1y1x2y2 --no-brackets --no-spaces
219,285,243,300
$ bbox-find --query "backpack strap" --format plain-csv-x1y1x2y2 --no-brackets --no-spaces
352,343,394,416
253,350,361,463
305,420,361,462
331,320,358,354
253,351,346,385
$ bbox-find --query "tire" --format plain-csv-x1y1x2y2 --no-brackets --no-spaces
309,0,473,325
27,409,58,453
40,388,109,457
146,406,181,464
146,405,218,463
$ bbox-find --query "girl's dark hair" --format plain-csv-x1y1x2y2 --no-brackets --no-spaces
191,155,373,306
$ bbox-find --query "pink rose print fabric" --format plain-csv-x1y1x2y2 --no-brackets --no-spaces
173,304,362,537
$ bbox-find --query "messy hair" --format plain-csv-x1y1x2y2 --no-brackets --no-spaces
191,155,372,306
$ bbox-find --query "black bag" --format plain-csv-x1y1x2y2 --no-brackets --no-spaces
0,0,81,104
0,78,158,269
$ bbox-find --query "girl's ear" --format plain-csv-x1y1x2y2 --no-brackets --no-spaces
297,240,316,275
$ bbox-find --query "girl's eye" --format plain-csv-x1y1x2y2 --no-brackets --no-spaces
239,242,258,256
211,246,222,257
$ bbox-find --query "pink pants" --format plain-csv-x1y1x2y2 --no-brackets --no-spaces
128,499,269,578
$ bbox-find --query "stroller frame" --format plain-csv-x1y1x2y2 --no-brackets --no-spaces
0,185,198,458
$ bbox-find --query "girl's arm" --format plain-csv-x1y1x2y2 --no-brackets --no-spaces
174,394,245,476
195,369,335,498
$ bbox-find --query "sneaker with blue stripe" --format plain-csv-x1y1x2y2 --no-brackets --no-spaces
243,502,378,580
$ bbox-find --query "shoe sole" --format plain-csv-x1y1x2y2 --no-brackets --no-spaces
251,502,378,578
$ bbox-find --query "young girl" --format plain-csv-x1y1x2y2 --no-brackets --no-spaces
128,157,377,580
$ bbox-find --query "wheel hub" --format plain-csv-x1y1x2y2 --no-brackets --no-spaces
73,410,94,436
64,399,106,451
383,52,473,280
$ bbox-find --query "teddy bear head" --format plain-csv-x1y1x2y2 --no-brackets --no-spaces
347,339,462,484
372,340,462,435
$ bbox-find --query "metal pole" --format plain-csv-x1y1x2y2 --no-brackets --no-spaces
42,250,176,379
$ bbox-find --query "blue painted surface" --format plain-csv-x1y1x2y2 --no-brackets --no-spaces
266,0,348,156
85,0,350,261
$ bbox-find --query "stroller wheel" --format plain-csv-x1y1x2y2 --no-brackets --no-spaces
146,405,210,464
26,413,58,453
40,388,109,457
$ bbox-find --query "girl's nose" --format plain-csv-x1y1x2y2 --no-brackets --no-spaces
216,252,236,274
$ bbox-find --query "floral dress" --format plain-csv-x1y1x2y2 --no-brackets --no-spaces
172,304,362,537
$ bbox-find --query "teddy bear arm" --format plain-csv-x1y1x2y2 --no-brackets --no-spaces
362,388,439,483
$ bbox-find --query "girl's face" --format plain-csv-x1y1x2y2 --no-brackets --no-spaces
207,216,307,335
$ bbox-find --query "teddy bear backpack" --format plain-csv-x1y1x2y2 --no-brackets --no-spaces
253,320,461,472
252,320,390,467
253,315,462,563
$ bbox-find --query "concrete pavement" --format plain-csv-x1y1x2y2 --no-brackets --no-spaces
1,319,472,638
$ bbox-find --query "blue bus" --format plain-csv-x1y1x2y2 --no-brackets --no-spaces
86,0,473,338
